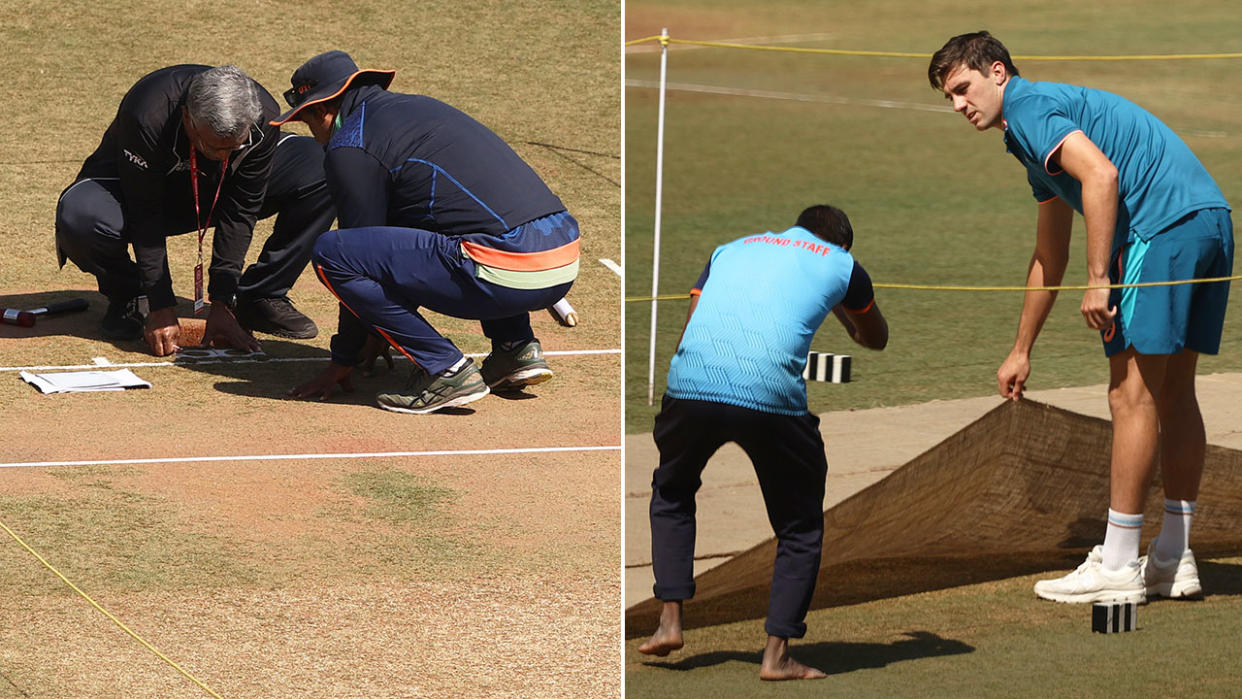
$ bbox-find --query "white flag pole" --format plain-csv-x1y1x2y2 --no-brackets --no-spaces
647,28,670,406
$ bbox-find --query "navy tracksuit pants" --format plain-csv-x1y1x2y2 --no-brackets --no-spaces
311,223,573,375
650,395,828,639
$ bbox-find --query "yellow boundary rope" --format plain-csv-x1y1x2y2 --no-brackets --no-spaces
624,274,1242,303
624,34,1242,60
0,518,224,698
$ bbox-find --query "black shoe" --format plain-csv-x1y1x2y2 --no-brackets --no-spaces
234,296,318,339
101,296,146,340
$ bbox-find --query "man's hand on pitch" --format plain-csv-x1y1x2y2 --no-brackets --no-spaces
997,350,1031,401
202,301,263,352
202,302,262,353
144,307,181,356
290,361,355,402
1080,286,1117,331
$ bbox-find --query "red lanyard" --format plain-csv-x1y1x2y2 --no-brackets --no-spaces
190,147,228,269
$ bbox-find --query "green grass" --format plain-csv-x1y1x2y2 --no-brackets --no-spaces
624,0,1242,432
0,463,520,600
326,467,492,580
341,469,457,525
626,556,1242,696
0,486,259,595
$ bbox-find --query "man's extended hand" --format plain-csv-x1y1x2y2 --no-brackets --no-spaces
144,307,181,356
202,302,262,352
997,350,1031,401
289,361,356,402
1080,285,1117,331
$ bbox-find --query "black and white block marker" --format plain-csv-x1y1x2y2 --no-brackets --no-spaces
803,352,851,383
1092,602,1138,633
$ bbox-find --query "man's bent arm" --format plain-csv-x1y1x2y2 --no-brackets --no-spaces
325,146,390,229
1052,131,1119,330
834,304,888,350
834,261,887,350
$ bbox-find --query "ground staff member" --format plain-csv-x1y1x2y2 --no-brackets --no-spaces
638,205,888,681
56,64,336,353
279,51,579,414
929,31,1233,603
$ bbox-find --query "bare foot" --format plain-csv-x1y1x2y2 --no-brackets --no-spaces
760,636,826,681
638,601,684,657
638,628,684,657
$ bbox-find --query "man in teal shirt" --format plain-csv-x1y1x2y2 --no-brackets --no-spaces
929,31,1233,603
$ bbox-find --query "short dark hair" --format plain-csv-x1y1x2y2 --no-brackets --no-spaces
928,31,1019,90
795,204,853,250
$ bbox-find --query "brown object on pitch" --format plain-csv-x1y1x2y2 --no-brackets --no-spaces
178,317,208,347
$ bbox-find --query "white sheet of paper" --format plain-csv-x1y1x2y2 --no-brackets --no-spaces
20,369,152,394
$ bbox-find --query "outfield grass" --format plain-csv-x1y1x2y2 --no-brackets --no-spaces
624,0,1242,432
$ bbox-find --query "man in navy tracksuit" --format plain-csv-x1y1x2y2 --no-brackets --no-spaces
55,64,336,353
279,51,579,414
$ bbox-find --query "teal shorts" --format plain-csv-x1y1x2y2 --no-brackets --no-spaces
1103,208,1234,357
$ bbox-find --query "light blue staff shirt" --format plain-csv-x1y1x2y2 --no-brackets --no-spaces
666,226,871,415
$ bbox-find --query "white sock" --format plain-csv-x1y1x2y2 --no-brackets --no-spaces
1101,509,1143,571
447,356,470,373
1154,499,1195,561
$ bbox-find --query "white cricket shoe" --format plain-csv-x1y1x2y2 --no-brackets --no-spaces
1033,545,1146,604
1141,541,1203,599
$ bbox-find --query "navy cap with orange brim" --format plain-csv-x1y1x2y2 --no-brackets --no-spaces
271,50,395,126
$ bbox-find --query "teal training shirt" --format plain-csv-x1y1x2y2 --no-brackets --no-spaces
1002,76,1229,255
666,226,871,415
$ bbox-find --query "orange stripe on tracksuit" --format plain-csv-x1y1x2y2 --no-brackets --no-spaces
314,263,420,367
460,238,580,271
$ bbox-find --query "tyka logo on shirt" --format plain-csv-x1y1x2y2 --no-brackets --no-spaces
123,148,149,170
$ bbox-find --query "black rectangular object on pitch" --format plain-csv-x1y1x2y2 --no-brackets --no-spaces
1092,602,1137,633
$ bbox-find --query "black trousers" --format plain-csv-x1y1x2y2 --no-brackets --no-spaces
55,134,336,304
649,395,827,639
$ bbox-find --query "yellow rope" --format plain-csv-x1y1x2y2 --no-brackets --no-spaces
624,274,1242,303
0,518,225,698
625,35,1242,60
625,34,668,47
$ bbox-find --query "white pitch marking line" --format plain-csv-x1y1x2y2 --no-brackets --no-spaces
0,444,622,470
626,79,955,114
0,348,621,373
599,258,623,276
